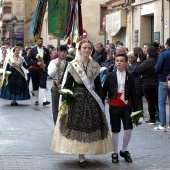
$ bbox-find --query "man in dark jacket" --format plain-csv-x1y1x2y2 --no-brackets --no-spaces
93,43,107,66
28,37,51,106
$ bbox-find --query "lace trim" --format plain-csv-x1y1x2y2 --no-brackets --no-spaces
59,114,109,143
68,58,100,86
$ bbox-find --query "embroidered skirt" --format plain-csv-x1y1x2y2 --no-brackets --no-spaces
51,86,113,154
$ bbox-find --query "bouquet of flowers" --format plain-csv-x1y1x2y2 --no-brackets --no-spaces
130,110,144,126
4,71,12,86
57,89,81,122
36,54,45,71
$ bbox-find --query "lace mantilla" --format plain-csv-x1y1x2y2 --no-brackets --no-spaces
68,58,100,87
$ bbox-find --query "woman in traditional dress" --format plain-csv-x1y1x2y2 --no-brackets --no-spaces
51,39,113,167
0,47,30,106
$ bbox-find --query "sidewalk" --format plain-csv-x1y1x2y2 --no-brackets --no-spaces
0,79,170,170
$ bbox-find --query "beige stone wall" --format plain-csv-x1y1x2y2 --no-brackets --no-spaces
81,0,106,45
105,0,170,49
24,0,106,47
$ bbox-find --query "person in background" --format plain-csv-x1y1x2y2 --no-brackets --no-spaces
4,42,12,54
48,45,68,125
154,38,170,131
70,42,77,55
0,49,7,68
23,47,34,96
103,53,138,164
15,41,27,57
28,37,51,106
135,46,159,124
131,47,145,111
66,48,75,62
0,47,30,105
93,43,107,66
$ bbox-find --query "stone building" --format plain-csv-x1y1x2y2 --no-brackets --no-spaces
24,0,108,47
105,0,170,50
0,0,25,46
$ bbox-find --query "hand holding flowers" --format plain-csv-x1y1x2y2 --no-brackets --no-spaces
36,54,45,71
130,110,144,126
4,71,11,86
57,89,81,122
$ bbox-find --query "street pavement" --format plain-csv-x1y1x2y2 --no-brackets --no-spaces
0,79,170,170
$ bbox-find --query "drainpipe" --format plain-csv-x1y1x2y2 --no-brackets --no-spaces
161,0,164,45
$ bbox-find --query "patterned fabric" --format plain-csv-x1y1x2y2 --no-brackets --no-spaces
68,58,100,88
60,86,108,143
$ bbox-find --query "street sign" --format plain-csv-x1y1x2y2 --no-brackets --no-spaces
82,30,87,38
165,19,168,29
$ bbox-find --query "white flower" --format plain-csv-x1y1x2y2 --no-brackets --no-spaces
36,54,42,59
61,89,73,95
138,117,144,124
100,67,107,73
0,69,3,75
6,71,11,75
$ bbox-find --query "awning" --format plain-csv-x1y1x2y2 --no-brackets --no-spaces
105,10,126,36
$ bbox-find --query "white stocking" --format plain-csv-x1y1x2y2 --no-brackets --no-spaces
79,154,85,162
41,88,47,102
122,129,132,152
112,132,119,153
34,90,39,102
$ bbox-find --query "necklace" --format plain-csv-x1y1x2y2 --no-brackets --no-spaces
13,56,18,61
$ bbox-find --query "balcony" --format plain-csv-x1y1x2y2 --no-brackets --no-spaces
2,0,12,4
105,0,125,7
2,13,12,22
2,0,12,7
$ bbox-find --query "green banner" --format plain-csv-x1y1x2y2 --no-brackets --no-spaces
48,0,69,39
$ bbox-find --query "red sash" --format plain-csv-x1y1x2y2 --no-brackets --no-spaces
109,93,130,107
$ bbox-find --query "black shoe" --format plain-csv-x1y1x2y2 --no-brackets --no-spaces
120,150,132,163
14,102,18,106
111,153,119,163
144,119,155,125
79,160,87,167
35,101,39,105
43,101,50,106
11,102,15,106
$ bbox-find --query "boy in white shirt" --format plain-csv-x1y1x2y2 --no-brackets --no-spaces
48,45,68,125
103,53,138,163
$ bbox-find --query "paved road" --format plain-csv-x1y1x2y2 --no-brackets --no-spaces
0,79,170,170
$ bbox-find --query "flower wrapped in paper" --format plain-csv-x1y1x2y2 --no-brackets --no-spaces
36,54,45,71
4,71,12,86
130,110,144,126
57,89,81,122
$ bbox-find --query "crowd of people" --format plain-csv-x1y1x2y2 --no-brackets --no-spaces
0,37,170,167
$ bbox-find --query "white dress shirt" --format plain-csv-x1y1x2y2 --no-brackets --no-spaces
117,70,126,93
37,46,44,57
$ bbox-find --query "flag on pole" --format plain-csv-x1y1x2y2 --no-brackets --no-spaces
48,0,69,39
48,0,83,42
29,0,47,40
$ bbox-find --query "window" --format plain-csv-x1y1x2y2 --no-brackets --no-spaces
100,5,107,33
4,7,11,14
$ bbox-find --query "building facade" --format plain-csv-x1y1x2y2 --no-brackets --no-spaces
24,0,108,47
0,0,25,46
105,0,170,50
